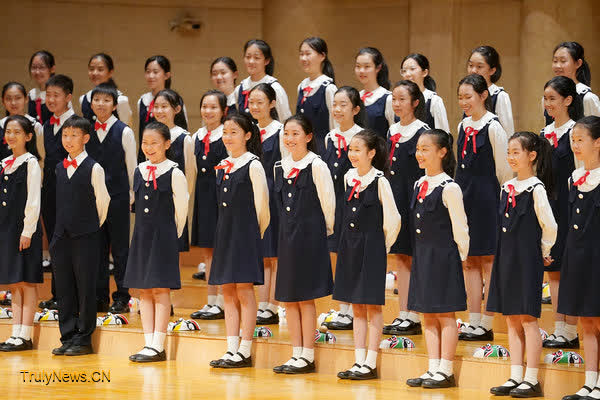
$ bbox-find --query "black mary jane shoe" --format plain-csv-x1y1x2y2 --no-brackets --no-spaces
192,271,206,280
392,321,422,336
490,379,520,396
222,352,252,368
382,318,403,335
0,337,17,351
65,344,93,356
406,371,434,387
561,385,592,400
52,343,71,355
108,300,130,314
210,351,234,368
190,307,210,319
284,357,316,374
459,327,494,341
132,346,166,363
328,315,353,330
509,381,543,398
256,309,279,325
422,372,456,389
349,365,378,380
200,306,225,320
273,358,296,374
543,335,580,349
337,364,361,379
0,338,33,352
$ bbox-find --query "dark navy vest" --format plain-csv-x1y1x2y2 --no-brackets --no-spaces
296,82,331,151
43,122,68,184
365,93,390,138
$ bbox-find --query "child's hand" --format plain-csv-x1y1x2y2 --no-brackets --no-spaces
543,256,554,266
19,236,31,251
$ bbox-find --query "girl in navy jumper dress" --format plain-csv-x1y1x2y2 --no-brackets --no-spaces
486,132,557,398
296,37,337,155
0,116,42,352
401,54,450,133
272,115,335,375
189,90,228,321
355,48,395,139
209,113,270,369
383,80,428,337
322,86,366,331
210,57,239,115
137,56,188,163
79,53,132,126
334,130,401,381
540,76,584,350
27,50,56,125
234,40,291,120
152,89,195,253
455,74,511,342
467,46,515,136
406,130,469,389
124,122,189,363
248,83,287,325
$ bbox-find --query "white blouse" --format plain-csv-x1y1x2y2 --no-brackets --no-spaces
138,159,189,237
344,167,401,253
1,153,41,238
258,120,288,160
423,89,450,133
280,152,336,236
577,83,600,117
501,177,557,257
571,166,600,193
359,86,395,128
415,172,470,261
297,75,337,131
234,75,292,121
324,124,363,150
488,84,515,137
79,89,133,126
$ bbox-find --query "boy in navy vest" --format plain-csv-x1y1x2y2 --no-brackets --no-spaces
39,74,75,311
88,83,136,313
50,115,110,356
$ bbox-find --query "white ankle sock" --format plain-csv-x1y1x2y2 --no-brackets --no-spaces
216,294,224,308
503,365,523,386
577,371,598,396
432,359,453,381
420,358,440,379
233,339,252,360
406,312,420,323
357,350,378,373
353,348,366,372
267,303,278,313
522,367,538,385
480,314,494,331
207,295,217,306
7,324,21,344
563,323,578,341
346,305,353,318
553,321,565,337
469,313,481,329
151,331,166,352
339,304,349,315
399,311,408,320
224,336,239,359
284,346,302,365
19,325,32,341
293,347,315,367
144,333,153,347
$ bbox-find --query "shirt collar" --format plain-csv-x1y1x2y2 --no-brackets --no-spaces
388,119,428,142
576,82,592,95
141,92,154,107
241,75,276,91
221,151,258,173
139,159,177,180
54,108,75,129
258,120,283,142
572,166,600,191
300,75,332,92
196,125,224,143
96,114,118,133
68,150,88,165
226,92,236,106
346,167,383,190
170,125,187,141
422,89,435,100
2,152,34,172
327,124,362,148
462,111,495,130
488,83,504,95
416,172,453,195
360,86,389,105
543,119,575,142
281,151,319,176
29,88,45,102
503,176,542,193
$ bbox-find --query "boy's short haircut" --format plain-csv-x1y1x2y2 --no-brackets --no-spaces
46,74,74,95
91,82,118,105
62,115,91,135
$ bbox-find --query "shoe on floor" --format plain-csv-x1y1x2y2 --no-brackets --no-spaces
222,352,252,368
52,343,71,355
199,306,225,320
192,271,206,280
422,372,456,389
390,320,422,336
65,344,93,356
407,371,434,387
256,309,279,325
284,358,315,374
131,346,166,363
459,327,494,341
108,300,130,314
210,352,233,368
382,318,403,335
349,365,377,380
0,338,33,352
273,358,296,374
543,335,579,349
509,381,543,398
39,298,58,310
560,385,592,400
490,379,520,395
328,315,353,330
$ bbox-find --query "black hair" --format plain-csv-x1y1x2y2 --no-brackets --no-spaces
458,74,492,112
46,74,74,95
2,82,27,99
143,121,174,160
224,111,263,159
356,47,391,90
335,86,368,127
62,115,91,136
88,53,117,87
155,89,188,130
28,50,55,76
283,114,317,153
353,129,389,175
300,37,335,83
4,115,40,159
421,129,456,176
509,131,554,195
471,46,502,83
392,80,426,121
145,55,172,89
249,83,279,121
210,57,238,85
544,76,584,121
244,39,274,76
200,89,227,123
554,41,591,86
91,82,118,106
574,115,600,141
402,53,436,91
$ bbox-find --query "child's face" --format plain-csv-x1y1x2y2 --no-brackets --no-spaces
507,138,536,174
400,58,426,86
45,85,72,115
543,86,571,119
62,127,89,156
348,137,375,170
467,52,494,86
4,121,32,153
416,134,446,172
332,92,359,125
91,93,117,123
145,61,170,91
211,62,237,92
299,43,325,76
141,129,170,164
152,96,179,126
2,87,27,116
571,125,600,162
88,57,113,86
354,54,380,87
458,83,486,117
222,120,250,156
392,85,417,120
248,90,274,122
30,55,54,87
244,45,269,77
200,95,224,128
552,47,581,81
283,120,312,156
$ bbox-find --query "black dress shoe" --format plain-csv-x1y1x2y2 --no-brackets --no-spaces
108,300,130,314
0,337,17,350
132,346,166,363
391,321,422,336
543,335,580,349
284,357,315,374
210,352,233,368
256,309,279,325
490,379,520,395
199,306,225,320
97,301,110,313
422,372,456,388
337,364,361,379
561,385,592,400
39,298,58,310
0,338,33,352
52,343,71,355
349,365,377,380
328,315,353,330
0,297,10,306
382,318,403,335
407,371,434,387
541,296,551,304
509,381,543,398
222,352,252,368
190,308,208,319
459,327,494,341
192,271,206,280
65,344,93,356
273,358,296,374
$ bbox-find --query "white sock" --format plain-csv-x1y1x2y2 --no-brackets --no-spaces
563,323,578,341
420,358,440,379
553,321,565,338
469,313,481,330
258,301,267,312
432,359,453,381
144,333,153,347
216,294,224,308
521,367,538,386
293,347,315,367
357,350,378,373
230,339,252,361
346,305,353,318
353,348,366,372
503,365,523,386
151,331,166,352
267,303,278,313
399,311,408,320
590,375,600,399
577,371,598,396
406,312,420,323
19,325,32,341
480,314,494,331
207,295,217,306
339,304,349,315
7,324,21,344
285,346,303,365
224,336,239,360
198,304,211,313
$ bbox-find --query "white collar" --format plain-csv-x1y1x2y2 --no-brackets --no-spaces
226,92,236,106
241,75,277,91
503,176,542,193
542,119,575,142
0,116,7,128
576,82,592,95
462,111,496,130
281,151,319,176
67,150,88,165
95,114,118,133
360,86,390,106
53,108,75,129
388,119,428,142
299,75,332,92
258,120,282,142
422,89,436,100
416,172,453,195
220,151,258,173
138,159,178,180
326,124,362,148
488,83,504,95
28,88,45,101
170,125,188,141
1,152,35,173
346,167,383,191
195,125,223,143
140,92,154,107
572,166,600,192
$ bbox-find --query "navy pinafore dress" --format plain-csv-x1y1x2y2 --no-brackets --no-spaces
261,130,281,258
168,133,189,252
296,83,330,156
423,96,436,129
274,161,333,301
365,94,390,139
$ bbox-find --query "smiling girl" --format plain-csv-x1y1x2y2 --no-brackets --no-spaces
210,57,238,115
27,50,56,125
